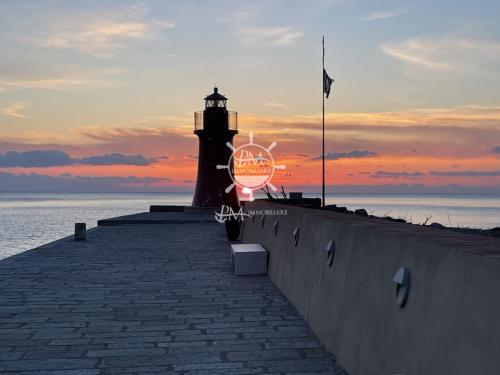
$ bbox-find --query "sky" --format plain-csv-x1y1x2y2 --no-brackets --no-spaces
0,0,499,193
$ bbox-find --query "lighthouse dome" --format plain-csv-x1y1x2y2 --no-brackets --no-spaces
204,87,227,108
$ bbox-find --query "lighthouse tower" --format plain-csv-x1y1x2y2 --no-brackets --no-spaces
192,87,239,208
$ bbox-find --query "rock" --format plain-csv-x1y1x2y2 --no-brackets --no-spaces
323,205,349,213
355,208,368,217
385,216,406,223
430,222,445,228
334,206,348,213
324,204,337,209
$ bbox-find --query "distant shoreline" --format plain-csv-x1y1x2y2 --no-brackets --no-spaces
0,190,499,196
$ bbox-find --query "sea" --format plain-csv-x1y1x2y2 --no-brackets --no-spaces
0,192,499,259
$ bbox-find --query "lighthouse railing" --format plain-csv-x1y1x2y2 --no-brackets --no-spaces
228,111,238,131
194,111,203,130
194,111,238,131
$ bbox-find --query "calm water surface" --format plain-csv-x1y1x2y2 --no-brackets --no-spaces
0,192,498,259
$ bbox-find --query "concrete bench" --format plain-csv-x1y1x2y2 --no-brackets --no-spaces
230,244,268,275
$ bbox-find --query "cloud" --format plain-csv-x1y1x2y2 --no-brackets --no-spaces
0,123,196,162
288,184,499,194
380,34,500,73
264,102,290,109
0,77,110,91
490,146,500,154
235,106,500,159
3,105,500,162
429,170,500,177
3,170,495,194
360,9,407,21
371,171,425,179
0,150,156,167
2,102,33,118
34,4,174,56
237,27,304,45
380,38,456,70
0,62,125,92
0,150,74,167
79,153,156,166
73,124,195,157
314,150,377,160
0,172,178,192
76,124,189,142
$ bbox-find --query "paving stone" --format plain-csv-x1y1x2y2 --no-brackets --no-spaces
38,371,100,375
100,367,179,375
173,361,245,371
0,212,346,374
0,351,24,360
0,358,97,371
86,348,166,357
22,349,88,360
226,349,302,362
264,340,321,349
48,339,92,346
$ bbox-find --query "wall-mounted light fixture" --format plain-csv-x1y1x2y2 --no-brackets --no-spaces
326,240,335,267
393,267,411,308
293,227,300,247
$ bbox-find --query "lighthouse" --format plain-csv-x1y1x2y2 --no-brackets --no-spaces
192,87,239,208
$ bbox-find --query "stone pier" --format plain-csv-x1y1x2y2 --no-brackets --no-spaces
0,209,345,374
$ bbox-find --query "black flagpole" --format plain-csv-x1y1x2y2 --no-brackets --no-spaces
322,36,325,208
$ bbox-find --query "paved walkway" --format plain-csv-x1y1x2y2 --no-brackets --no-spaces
0,211,346,374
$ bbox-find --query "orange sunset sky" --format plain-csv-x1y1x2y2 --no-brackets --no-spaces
1,1,499,193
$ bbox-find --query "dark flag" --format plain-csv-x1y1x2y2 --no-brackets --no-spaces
323,68,334,98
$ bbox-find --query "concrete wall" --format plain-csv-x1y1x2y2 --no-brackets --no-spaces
240,200,500,375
